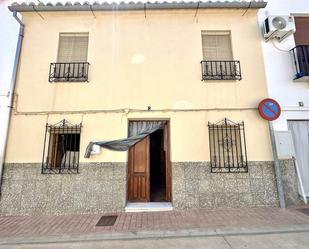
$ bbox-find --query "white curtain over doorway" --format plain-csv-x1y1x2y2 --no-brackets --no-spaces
84,121,166,158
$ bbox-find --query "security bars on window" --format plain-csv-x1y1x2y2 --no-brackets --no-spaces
208,118,248,173
42,119,82,174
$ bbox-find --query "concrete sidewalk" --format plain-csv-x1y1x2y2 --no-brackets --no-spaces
0,207,309,245
2,231,309,249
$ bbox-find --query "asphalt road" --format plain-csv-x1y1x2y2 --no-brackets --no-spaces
0,231,308,249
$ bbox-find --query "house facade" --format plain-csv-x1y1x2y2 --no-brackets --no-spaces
0,1,299,215
258,0,309,202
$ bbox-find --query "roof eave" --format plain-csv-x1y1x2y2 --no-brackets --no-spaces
8,1,267,13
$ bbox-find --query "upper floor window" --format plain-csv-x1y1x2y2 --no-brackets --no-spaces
57,33,89,62
201,31,241,81
49,33,90,82
291,17,309,81
202,31,233,61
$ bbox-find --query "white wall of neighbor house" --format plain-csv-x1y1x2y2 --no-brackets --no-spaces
258,0,309,131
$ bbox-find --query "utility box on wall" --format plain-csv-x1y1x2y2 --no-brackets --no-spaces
91,144,101,155
274,131,295,159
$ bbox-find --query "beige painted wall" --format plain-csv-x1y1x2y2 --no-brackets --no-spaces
6,110,272,163
5,9,273,163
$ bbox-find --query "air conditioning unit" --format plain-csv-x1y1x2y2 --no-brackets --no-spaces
263,16,296,42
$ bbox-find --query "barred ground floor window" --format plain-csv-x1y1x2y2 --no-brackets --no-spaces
208,118,248,173
42,119,82,174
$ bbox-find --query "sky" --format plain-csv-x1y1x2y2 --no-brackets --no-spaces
0,0,18,94
0,0,255,95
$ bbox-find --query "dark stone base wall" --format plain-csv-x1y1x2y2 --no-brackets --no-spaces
172,160,299,209
280,159,300,206
0,163,127,216
0,160,300,215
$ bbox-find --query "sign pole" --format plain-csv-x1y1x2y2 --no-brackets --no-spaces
268,121,286,209
258,98,285,208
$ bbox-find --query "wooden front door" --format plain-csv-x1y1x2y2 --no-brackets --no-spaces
128,136,150,202
165,122,172,202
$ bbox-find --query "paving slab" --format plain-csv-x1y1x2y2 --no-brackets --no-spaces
227,232,309,249
0,207,309,245
1,232,309,249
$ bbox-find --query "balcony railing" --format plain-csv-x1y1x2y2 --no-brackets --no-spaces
291,45,309,81
49,62,90,82
201,61,241,81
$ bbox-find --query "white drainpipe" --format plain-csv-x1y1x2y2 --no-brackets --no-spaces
0,11,24,195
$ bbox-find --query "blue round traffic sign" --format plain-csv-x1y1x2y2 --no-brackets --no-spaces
258,98,281,121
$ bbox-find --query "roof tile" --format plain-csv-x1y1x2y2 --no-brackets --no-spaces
9,1,267,12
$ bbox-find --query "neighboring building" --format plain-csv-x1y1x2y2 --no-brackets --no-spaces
258,0,309,201
0,1,298,215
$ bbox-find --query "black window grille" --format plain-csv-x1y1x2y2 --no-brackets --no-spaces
49,62,90,82
201,61,242,81
208,118,248,173
42,119,82,174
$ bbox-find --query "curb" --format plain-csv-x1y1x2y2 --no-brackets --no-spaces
1,224,309,245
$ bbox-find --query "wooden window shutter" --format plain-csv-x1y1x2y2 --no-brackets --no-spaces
294,17,309,45
57,33,89,62
201,31,233,60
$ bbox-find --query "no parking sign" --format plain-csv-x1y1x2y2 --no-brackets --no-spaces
258,98,281,121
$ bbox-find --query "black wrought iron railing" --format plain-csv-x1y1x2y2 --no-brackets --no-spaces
201,60,241,81
291,45,309,80
49,62,90,82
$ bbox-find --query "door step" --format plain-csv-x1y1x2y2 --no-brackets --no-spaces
125,202,173,212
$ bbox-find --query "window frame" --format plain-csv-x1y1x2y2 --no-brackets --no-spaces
201,30,234,61
57,32,89,63
200,31,241,81
49,32,90,83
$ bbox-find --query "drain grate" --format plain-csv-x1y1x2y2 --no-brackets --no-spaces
297,209,309,216
96,215,118,226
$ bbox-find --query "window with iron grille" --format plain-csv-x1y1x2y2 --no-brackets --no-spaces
208,118,248,173
42,119,82,174
201,31,241,81
49,33,89,82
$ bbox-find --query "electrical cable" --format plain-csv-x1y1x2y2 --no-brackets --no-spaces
13,107,258,116
271,39,293,52
31,4,45,20
242,1,252,16
194,2,200,18
90,5,96,19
